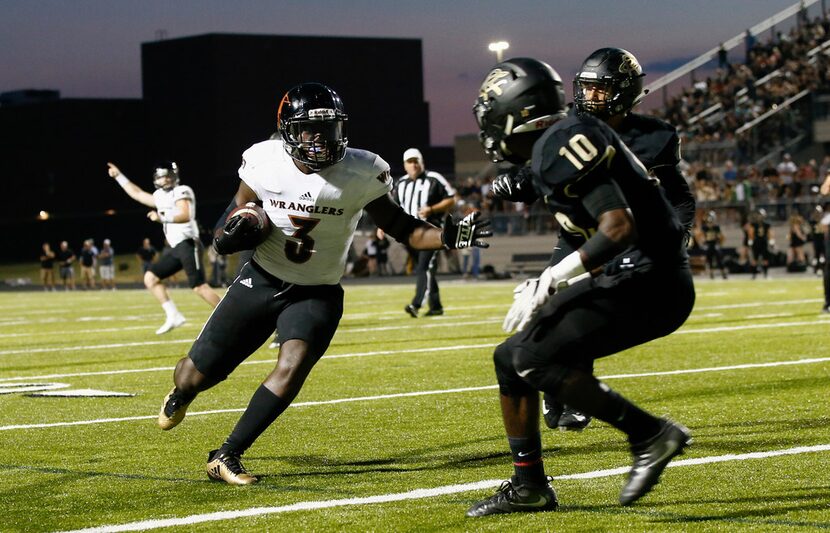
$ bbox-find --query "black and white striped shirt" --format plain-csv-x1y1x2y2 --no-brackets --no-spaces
393,171,456,226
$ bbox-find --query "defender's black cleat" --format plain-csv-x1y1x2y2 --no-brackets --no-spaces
466,478,559,517
542,394,563,429
206,448,258,485
619,419,692,506
557,406,592,432
404,304,419,318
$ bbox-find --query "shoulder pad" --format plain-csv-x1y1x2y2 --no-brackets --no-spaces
619,114,679,169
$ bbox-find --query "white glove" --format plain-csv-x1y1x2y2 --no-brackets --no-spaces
503,252,588,333
503,278,540,333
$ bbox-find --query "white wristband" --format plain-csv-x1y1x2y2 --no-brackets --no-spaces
115,174,129,187
549,251,586,286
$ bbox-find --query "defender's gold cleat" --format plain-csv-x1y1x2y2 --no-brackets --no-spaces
206,449,258,485
158,387,193,430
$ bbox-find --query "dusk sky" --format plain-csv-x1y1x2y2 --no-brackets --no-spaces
0,0,809,145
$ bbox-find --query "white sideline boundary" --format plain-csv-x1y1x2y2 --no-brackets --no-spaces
55,444,830,533
3,355,828,432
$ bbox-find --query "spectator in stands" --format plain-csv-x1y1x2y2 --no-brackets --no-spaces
39,242,55,291
98,238,116,290
56,240,76,290
777,152,798,195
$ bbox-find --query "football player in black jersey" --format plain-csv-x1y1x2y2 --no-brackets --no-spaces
746,208,774,279
491,48,696,433
698,210,729,279
466,58,694,516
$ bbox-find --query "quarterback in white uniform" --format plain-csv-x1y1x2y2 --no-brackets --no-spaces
108,161,220,334
157,82,491,485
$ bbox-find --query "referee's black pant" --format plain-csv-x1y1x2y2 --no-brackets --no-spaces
410,249,441,311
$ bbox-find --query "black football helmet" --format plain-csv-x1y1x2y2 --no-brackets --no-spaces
153,161,180,191
277,82,348,171
574,47,647,119
473,57,567,164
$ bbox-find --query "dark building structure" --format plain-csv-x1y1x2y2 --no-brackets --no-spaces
142,33,431,204
1,33,439,263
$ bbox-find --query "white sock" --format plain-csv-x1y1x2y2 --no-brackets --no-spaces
162,300,179,319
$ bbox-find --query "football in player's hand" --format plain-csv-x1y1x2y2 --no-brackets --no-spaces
228,203,271,234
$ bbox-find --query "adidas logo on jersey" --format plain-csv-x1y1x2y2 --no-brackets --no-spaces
299,191,314,201
239,278,253,288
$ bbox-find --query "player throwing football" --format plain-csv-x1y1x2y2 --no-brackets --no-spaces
108,161,220,334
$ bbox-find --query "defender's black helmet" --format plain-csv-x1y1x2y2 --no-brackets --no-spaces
574,47,647,118
473,57,567,164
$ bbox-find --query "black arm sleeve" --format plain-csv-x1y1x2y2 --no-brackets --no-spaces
581,178,628,220
654,164,696,231
365,193,428,243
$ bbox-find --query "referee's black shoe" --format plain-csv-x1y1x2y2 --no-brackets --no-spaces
466,477,559,517
619,419,692,506
404,304,418,318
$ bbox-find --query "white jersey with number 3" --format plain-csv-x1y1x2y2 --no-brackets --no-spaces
239,140,392,285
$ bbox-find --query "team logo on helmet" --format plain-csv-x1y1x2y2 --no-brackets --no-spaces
618,53,643,75
479,68,511,99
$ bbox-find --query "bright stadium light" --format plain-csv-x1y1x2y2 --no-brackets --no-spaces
488,41,510,62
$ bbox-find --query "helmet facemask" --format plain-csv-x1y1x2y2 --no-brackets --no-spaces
573,48,647,119
153,162,180,191
281,111,347,171
277,83,349,172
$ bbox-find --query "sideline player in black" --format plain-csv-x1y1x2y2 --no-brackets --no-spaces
698,210,729,279
491,48,695,432
809,205,826,275
466,58,694,516
746,208,774,279
157,82,491,485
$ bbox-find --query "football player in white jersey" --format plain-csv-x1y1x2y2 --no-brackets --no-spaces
157,82,491,485
108,161,220,334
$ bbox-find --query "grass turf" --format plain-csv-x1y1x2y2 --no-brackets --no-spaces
1,276,829,531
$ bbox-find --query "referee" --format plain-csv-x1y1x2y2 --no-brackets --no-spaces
390,148,456,317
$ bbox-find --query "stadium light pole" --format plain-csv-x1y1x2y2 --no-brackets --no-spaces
488,41,510,63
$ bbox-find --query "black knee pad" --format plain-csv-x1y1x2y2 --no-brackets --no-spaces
512,345,573,394
493,341,533,397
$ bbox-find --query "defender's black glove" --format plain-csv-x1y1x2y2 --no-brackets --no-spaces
491,166,539,203
441,212,492,249
213,214,262,255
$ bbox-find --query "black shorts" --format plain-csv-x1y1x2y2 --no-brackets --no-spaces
149,239,206,288
188,261,344,380
503,266,695,371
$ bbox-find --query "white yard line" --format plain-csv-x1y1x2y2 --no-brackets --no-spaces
2,355,828,432
54,443,830,533
2,313,828,358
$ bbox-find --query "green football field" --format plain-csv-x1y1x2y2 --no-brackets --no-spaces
1,276,829,532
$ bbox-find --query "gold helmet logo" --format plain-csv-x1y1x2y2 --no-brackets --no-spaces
479,68,512,100
618,53,642,75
